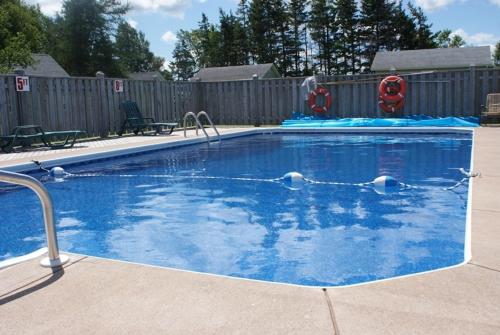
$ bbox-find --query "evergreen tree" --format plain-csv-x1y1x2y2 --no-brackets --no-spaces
115,21,163,73
235,0,251,64
309,0,337,75
287,0,308,76
335,0,361,74
170,30,197,80
408,3,437,49
392,0,417,50
0,0,46,72
359,0,398,71
271,0,293,75
249,0,278,64
219,10,248,66
435,29,465,48
196,13,221,68
55,0,128,76
449,34,466,48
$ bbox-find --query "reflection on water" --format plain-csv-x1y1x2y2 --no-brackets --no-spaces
0,133,472,286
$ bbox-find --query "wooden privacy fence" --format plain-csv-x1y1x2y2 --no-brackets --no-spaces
1,67,499,137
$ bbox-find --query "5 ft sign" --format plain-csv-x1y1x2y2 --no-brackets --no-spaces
16,76,30,92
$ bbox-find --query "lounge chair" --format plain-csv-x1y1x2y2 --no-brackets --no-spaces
481,93,500,124
118,101,178,136
1,125,86,153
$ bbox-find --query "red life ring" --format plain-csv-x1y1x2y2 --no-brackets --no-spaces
378,96,405,113
307,87,332,113
379,76,407,102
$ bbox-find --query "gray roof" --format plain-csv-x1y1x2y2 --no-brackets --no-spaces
128,71,165,81
14,54,70,77
371,46,493,71
192,63,281,82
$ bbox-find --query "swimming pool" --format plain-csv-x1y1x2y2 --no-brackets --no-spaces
0,131,473,286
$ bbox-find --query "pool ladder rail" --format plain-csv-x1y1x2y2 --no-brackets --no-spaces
183,111,221,142
0,170,69,268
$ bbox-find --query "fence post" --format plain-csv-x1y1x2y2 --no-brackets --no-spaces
192,77,202,114
154,75,161,121
469,65,477,116
96,71,109,138
252,74,261,127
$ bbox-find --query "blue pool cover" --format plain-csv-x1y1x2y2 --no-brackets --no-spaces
282,114,479,128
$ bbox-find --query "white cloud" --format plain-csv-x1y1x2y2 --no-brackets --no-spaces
414,0,458,11
28,0,192,19
488,0,500,6
127,0,192,19
452,28,500,47
126,19,138,29
27,0,62,16
161,31,177,43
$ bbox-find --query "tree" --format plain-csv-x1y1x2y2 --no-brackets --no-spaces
449,34,466,48
408,3,437,49
0,0,46,72
170,30,197,80
435,29,466,48
392,0,417,50
54,0,128,77
235,0,251,64
195,13,222,68
359,0,397,71
115,21,163,73
494,42,500,66
309,0,337,74
271,0,293,76
335,0,361,74
249,0,279,64
288,0,309,76
219,10,248,66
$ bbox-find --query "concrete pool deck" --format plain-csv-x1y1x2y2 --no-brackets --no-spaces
1,127,499,334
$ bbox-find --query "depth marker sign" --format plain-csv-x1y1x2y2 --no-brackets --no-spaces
114,80,124,93
16,76,30,92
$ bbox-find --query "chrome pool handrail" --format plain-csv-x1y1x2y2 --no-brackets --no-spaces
196,111,220,141
0,170,69,268
183,112,210,141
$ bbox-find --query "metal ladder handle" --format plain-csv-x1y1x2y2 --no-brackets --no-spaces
196,111,220,140
0,170,69,268
183,112,210,141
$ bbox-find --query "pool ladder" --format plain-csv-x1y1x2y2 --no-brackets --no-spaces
183,111,220,142
0,170,69,268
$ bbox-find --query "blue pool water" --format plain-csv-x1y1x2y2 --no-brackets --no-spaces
0,133,472,286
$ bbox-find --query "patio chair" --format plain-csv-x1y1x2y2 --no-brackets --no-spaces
118,101,178,136
480,93,500,124
1,125,86,153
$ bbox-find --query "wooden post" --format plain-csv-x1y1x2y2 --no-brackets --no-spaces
154,75,161,121
96,71,108,138
192,77,202,114
469,65,477,116
252,74,261,127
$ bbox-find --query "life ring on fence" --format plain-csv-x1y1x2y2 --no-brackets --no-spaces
379,76,407,102
307,87,332,113
378,96,405,113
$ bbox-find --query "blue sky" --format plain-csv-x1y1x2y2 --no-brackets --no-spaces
31,0,500,63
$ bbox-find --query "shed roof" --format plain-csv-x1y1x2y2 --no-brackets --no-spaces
14,54,70,77
371,46,493,72
128,71,165,81
192,63,281,82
